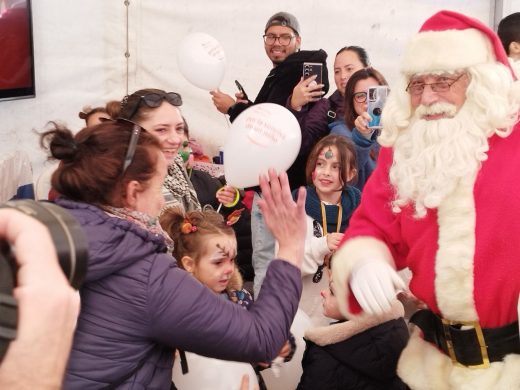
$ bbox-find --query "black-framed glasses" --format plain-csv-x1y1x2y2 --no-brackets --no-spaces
406,74,465,96
353,91,367,103
262,34,295,46
121,91,183,120
117,118,144,176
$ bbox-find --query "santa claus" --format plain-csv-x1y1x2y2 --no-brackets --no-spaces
332,10,520,390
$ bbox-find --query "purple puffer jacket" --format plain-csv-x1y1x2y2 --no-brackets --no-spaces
58,199,302,389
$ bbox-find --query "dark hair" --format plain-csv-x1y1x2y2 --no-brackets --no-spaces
344,67,388,130
182,116,190,138
498,12,520,55
160,208,235,265
40,121,161,206
305,134,357,186
105,100,121,120
336,46,370,67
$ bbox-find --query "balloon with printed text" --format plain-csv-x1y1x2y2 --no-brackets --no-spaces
177,32,226,90
224,103,302,188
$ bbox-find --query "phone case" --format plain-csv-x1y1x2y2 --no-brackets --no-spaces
302,62,323,85
367,86,390,129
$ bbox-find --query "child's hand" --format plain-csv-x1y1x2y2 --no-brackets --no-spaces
216,186,238,206
326,232,344,251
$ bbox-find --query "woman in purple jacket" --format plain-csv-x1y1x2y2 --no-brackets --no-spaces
41,120,306,389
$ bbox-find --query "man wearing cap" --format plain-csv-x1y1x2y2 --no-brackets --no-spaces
211,12,329,296
332,10,520,389
211,11,328,123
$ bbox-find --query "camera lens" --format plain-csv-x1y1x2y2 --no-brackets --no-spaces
373,107,382,116
0,200,88,289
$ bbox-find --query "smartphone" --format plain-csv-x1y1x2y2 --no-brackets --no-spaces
302,62,323,85
367,86,390,129
234,80,249,101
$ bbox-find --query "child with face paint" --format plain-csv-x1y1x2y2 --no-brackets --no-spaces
161,208,294,388
290,134,361,326
161,208,252,305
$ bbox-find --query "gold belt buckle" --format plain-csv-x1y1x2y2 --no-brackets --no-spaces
441,318,490,369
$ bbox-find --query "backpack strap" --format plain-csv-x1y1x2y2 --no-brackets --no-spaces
326,98,338,124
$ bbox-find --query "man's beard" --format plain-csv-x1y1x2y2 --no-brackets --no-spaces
389,101,490,218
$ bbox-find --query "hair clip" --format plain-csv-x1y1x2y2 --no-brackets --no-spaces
121,95,129,108
226,208,245,226
181,219,197,234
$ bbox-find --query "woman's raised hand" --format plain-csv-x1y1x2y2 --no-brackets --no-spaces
257,169,306,269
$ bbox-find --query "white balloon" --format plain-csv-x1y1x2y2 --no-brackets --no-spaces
224,103,302,188
172,352,258,390
261,309,313,390
177,32,226,90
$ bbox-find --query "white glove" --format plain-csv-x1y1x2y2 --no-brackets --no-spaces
350,259,406,315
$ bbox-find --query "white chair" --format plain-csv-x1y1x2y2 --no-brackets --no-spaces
0,150,35,203
35,161,59,200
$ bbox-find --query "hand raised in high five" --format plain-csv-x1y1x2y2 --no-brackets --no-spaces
257,169,306,269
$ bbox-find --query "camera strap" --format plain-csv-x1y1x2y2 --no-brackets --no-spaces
0,250,17,360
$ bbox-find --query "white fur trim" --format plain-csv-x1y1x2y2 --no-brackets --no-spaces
304,301,404,346
402,29,494,76
332,237,394,319
435,174,478,321
398,329,520,390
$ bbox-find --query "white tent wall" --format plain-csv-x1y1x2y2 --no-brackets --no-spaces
0,0,518,182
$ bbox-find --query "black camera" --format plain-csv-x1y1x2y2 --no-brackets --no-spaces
0,200,88,359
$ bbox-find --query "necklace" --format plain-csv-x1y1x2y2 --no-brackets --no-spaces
320,201,342,235
313,202,342,284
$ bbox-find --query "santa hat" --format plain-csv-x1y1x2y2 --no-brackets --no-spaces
402,10,517,80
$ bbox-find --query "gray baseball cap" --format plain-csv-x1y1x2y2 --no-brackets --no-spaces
265,12,300,36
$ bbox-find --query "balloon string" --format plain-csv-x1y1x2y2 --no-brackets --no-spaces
216,203,223,213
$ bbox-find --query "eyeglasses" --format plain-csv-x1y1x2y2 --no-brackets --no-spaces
406,74,465,96
262,34,295,46
353,92,367,103
121,91,183,120
117,119,144,176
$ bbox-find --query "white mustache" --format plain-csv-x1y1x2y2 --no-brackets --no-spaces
414,102,457,118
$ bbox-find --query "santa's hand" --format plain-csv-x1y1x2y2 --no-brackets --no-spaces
349,259,406,315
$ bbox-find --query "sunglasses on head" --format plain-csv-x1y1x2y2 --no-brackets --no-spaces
116,118,144,177
121,91,183,120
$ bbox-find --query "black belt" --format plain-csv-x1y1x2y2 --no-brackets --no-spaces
409,309,520,368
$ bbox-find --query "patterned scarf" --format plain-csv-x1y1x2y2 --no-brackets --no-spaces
162,155,201,212
103,205,174,252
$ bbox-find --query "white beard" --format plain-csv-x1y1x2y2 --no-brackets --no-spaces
390,101,491,218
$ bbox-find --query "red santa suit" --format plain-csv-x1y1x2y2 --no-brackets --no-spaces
333,10,520,390
334,128,520,390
